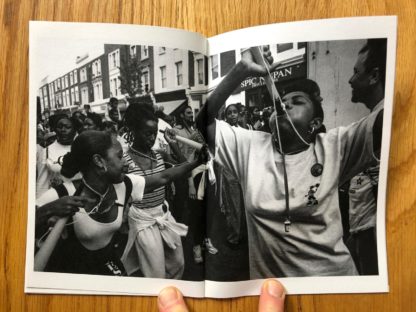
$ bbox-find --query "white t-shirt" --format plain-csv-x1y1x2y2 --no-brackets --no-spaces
348,169,378,233
348,100,383,234
36,141,81,199
214,106,382,278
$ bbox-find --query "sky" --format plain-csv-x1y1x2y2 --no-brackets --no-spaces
33,37,105,89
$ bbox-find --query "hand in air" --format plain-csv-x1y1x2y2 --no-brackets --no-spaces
164,128,178,144
241,45,282,76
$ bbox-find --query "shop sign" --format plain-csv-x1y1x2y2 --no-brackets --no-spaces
234,62,306,93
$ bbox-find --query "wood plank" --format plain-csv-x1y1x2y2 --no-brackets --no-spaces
0,0,415,310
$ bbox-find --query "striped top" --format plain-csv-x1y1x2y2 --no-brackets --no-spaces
124,150,166,209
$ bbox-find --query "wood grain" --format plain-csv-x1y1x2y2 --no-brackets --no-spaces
1,0,415,311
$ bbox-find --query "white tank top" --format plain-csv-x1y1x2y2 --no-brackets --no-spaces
73,182,126,250
73,206,123,250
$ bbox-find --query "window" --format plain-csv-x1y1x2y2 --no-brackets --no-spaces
69,72,73,85
54,81,58,92
57,79,61,90
94,81,103,100
55,94,60,107
43,95,49,109
276,43,293,53
159,47,166,54
141,67,149,93
75,86,79,102
160,66,167,88
109,50,120,69
210,55,219,80
80,67,87,82
81,87,88,105
197,59,204,84
109,54,113,69
73,70,78,83
110,77,120,96
92,60,101,77
66,90,70,106
220,50,236,77
175,61,183,86
111,78,115,96
130,46,136,58
141,45,149,59
71,88,75,103
114,78,118,96
96,60,101,76
61,77,65,89
65,75,69,88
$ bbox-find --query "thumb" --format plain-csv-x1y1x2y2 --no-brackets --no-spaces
258,279,286,312
158,287,189,312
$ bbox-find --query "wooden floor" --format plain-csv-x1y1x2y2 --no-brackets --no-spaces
1,0,416,311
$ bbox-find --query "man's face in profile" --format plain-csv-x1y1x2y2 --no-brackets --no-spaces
349,50,372,104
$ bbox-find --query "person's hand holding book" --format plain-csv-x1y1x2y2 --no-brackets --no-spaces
157,279,286,312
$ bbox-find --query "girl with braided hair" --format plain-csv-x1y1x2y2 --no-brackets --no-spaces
120,103,191,278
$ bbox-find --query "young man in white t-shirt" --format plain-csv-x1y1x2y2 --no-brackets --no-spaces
196,47,384,278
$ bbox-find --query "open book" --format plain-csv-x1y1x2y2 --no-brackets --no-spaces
26,16,397,298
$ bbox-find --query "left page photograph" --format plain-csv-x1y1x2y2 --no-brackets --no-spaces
26,21,210,297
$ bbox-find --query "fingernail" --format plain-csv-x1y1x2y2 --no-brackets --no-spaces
266,280,285,299
159,287,180,308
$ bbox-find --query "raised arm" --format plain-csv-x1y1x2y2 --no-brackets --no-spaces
196,47,277,151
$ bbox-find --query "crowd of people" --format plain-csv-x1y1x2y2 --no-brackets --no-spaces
35,38,386,280
35,95,223,278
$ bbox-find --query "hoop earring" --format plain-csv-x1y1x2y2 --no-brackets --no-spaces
308,126,315,134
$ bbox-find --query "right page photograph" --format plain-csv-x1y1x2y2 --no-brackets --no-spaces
201,16,396,297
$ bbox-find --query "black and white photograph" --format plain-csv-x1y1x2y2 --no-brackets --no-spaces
26,17,396,297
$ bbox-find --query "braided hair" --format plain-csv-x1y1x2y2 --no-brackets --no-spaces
123,102,158,144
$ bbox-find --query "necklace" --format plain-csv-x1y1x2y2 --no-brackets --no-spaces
82,177,110,214
130,146,157,161
130,146,157,171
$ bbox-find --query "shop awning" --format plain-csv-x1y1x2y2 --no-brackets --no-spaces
157,99,187,115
